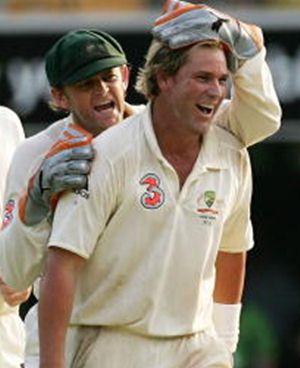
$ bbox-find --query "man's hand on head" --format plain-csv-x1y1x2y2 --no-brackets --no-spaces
152,0,263,72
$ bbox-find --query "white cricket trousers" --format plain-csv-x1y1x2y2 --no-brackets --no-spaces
66,326,233,368
24,305,39,368
0,309,25,368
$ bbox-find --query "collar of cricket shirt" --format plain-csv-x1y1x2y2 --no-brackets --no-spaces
142,102,230,174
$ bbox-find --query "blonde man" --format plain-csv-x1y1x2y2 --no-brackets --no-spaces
36,3,281,367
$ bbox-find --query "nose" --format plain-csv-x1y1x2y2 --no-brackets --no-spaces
207,80,223,99
95,79,109,95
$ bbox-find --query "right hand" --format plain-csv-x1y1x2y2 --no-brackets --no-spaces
0,277,31,306
152,0,263,72
19,124,95,226
217,15,264,71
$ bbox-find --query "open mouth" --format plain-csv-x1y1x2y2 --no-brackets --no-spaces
196,104,214,116
94,101,115,112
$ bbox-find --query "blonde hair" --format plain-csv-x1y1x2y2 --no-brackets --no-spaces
135,39,225,100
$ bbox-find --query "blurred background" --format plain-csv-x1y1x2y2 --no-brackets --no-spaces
1,1,300,367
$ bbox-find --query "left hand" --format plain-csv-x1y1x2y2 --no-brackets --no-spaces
19,124,94,226
0,277,31,306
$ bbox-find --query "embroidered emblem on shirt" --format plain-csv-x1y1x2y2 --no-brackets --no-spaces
204,190,216,208
140,173,165,209
197,190,220,224
2,199,16,229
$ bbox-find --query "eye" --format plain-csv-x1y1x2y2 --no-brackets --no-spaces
196,75,209,82
103,72,119,83
219,77,228,86
75,80,94,90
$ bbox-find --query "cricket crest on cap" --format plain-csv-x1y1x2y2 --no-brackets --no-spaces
45,29,127,87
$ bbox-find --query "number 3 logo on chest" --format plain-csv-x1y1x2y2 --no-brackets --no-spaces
140,173,165,209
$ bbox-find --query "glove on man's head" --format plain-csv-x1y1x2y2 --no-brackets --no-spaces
152,0,263,72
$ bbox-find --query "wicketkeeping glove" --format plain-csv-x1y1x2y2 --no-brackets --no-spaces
19,124,94,226
152,0,263,72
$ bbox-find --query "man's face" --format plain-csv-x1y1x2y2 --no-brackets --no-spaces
53,66,129,136
158,44,229,136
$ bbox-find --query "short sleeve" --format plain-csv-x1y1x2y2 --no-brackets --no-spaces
48,151,120,259
219,149,254,253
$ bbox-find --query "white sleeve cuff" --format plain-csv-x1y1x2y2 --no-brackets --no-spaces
213,302,242,353
235,47,266,76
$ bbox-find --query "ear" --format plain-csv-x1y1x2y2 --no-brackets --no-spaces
156,70,172,93
51,87,70,111
120,65,130,91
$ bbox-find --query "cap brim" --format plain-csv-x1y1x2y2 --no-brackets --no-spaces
63,56,127,85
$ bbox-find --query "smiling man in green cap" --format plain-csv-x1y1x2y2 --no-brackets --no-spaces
0,28,137,368
46,29,130,136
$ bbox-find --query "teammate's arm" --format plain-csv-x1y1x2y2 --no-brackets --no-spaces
0,125,93,291
39,247,85,368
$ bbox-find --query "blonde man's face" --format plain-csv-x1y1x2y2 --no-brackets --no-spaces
158,44,229,136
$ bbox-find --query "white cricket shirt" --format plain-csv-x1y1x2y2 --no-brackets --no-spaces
49,104,253,336
0,106,25,368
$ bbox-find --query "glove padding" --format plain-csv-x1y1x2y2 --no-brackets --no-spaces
152,0,263,72
19,124,94,226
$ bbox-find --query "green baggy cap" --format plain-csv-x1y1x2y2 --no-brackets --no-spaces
45,29,127,87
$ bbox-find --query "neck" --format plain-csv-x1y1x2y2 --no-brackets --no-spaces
151,99,202,157
151,98,203,188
